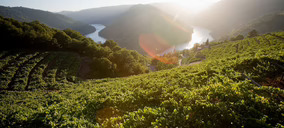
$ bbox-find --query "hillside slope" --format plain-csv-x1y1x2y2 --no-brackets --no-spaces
152,3,194,27
59,5,133,25
101,5,193,54
1,31,283,127
0,51,81,91
0,6,95,35
195,0,284,39
231,11,284,36
0,17,149,80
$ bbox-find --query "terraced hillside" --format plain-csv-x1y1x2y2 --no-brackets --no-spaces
0,16,150,79
0,32,283,127
0,51,80,91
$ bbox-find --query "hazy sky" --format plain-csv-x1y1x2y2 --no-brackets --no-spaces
0,0,220,12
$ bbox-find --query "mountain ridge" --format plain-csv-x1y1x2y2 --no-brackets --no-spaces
194,0,284,40
231,11,284,36
0,6,96,35
59,5,133,25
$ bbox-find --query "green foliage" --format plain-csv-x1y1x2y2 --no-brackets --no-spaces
91,57,116,78
176,49,206,65
53,31,72,48
151,59,177,71
102,40,120,51
0,20,283,127
107,48,149,77
0,17,150,78
63,29,85,41
0,51,81,91
149,52,180,71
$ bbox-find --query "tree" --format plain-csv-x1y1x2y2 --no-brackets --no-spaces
64,29,85,41
205,39,209,46
91,57,115,78
247,29,258,38
102,40,118,50
53,31,72,48
205,39,211,49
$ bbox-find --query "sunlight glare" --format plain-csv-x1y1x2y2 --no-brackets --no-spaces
187,30,203,48
174,0,221,13
186,26,214,49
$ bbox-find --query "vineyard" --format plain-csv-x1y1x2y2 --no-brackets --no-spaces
0,32,284,127
0,51,81,91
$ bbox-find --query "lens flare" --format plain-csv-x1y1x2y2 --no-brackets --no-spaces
139,14,191,64
139,34,178,64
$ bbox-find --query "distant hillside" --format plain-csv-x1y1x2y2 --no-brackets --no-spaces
231,11,284,36
100,5,193,54
59,5,133,25
152,3,194,27
195,0,284,39
0,6,95,35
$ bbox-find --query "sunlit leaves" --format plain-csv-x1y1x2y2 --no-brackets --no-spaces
0,31,283,127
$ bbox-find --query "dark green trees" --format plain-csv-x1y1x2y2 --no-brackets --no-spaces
0,17,150,78
53,31,72,48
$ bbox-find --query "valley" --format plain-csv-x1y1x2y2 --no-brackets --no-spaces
86,24,213,55
0,0,283,127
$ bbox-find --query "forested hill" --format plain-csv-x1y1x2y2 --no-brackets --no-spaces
100,5,193,54
0,16,149,80
1,29,283,127
0,6,96,35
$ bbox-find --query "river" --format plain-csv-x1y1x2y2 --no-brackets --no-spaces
160,26,214,55
86,24,106,43
86,24,213,52
177,26,214,50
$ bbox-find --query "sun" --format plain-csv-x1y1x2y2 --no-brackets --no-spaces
173,0,221,13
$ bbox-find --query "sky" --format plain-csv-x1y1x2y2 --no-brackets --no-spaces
0,0,221,12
